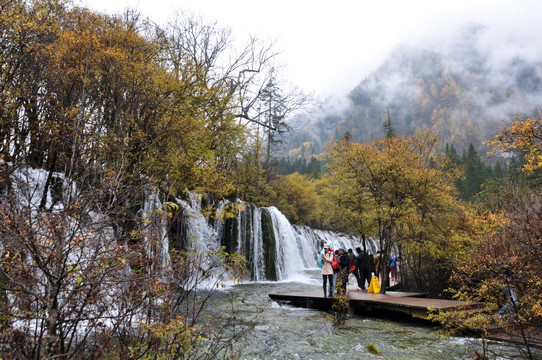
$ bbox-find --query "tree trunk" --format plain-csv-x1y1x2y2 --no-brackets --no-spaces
45,285,59,359
39,151,58,210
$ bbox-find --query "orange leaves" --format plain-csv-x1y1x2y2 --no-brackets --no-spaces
327,130,451,220
2,0,260,199
448,187,542,342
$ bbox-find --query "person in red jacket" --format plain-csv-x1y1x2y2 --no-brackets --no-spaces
331,249,340,296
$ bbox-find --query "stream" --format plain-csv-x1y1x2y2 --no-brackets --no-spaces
210,270,539,360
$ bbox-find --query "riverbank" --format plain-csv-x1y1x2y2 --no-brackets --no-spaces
214,270,540,359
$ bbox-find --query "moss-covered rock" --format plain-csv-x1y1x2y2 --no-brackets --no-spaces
261,208,277,281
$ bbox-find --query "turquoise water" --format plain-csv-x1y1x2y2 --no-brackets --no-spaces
217,270,540,360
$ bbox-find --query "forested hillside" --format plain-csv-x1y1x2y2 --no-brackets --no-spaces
284,25,542,158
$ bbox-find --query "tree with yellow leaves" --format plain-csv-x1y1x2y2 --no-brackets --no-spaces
326,130,468,294
489,115,542,172
0,0,288,358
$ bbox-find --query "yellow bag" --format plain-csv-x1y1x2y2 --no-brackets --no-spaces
368,275,381,293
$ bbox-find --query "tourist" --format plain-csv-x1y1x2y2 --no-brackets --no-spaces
355,247,367,289
320,243,334,297
367,251,376,285
347,248,356,284
338,248,350,294
374,250,384,280
390,251,397,283
331,249,340,296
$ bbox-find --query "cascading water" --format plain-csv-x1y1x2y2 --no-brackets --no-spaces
176,197,378,282
265,206,306,280
293,225,379,260
7,168,377,283
8,167,173,274
140,186,170,271
10,166,65,212
250,205,265,281
176,193,222,252
236,203,265,281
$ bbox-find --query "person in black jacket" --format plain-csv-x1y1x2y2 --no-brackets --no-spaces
355,247,367,290
365,252,375,290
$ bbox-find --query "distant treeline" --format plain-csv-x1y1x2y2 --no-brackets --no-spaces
276,156,324,179
277,142,541,204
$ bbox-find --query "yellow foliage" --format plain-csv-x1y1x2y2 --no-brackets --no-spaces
488,116,542,172
325,130,471,293
270,173,321,225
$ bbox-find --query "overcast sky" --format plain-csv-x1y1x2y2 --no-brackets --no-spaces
80,0,542,98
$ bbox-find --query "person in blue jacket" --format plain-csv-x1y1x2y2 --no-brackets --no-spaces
390,251,397,283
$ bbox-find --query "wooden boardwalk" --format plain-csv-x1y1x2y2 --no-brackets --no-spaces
270,286,542,349
269,285,477,319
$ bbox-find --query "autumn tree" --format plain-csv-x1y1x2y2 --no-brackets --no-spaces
161,11,312,201
435,115,542,359
0,169,250,359
0,0,283,358
489,115,542,173
232,136,275,205
326,130,468,294
269,172,321,226
320,138,374,252
447,201,541,359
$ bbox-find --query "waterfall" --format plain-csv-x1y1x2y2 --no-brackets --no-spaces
176,198,379,282
265,206,304,280
245,204,265,281
293,225,379,256
7,168,379,282
8,167,172,273
141,186,170,271
10,167,66,213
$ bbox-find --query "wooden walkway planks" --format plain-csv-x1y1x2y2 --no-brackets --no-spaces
269,287,542,349
269,285,474,319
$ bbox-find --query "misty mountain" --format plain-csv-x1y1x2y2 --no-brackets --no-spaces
282,25,542,159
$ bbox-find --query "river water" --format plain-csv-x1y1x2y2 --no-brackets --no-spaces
210,270,539,360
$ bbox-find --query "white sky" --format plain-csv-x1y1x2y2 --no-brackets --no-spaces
80,0,542,98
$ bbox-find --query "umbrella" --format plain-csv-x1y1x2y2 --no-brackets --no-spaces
317,241,334,268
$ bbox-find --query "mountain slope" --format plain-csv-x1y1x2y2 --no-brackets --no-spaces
283,25,542,158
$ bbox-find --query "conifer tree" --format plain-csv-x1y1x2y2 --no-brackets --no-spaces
457,143,490,200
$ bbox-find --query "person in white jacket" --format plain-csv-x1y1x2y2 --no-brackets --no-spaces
321,243,334,297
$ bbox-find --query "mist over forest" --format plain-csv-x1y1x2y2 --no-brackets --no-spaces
283,24,542,160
